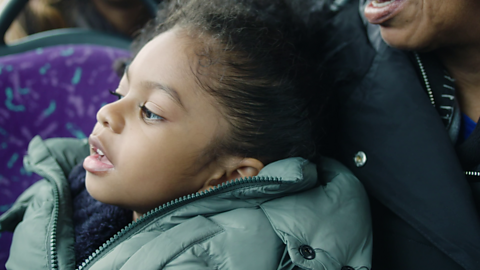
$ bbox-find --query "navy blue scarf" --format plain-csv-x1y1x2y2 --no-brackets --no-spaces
68,164,132,267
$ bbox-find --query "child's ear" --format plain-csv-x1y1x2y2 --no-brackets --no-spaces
199,157,264,192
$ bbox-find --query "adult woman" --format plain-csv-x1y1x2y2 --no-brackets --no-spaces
321,0,480,269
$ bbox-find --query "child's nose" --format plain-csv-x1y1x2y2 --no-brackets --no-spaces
96,102,125,134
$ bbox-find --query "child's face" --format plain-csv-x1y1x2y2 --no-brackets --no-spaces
83,29,229,215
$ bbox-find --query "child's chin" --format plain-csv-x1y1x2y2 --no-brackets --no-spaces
85,173,112,204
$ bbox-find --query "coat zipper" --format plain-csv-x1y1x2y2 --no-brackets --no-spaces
415,52,480,179
74,175,283,270
49,179,60,269
414,52,436,107
465,171,480,177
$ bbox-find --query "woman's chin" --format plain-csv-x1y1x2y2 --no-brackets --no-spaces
379,27,437,52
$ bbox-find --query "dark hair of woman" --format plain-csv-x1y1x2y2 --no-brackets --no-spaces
129,0,331,165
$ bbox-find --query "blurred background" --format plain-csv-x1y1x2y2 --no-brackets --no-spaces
2,0,155,43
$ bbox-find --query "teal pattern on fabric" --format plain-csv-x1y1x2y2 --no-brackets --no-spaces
1,127,7,150
39,63,51,75
0,127,7,136
0,64,11,74
0,65,10,74
61,47,75,56
20,166,32,176
36,48,43,54
66,122,86,139
7,153,19,168
5,87,26,112
43,101,57,117
0,204,12,212
18,88,30,95
71,67,82,85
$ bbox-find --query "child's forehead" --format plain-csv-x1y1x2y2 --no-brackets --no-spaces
122,30,224,106
132,30,222,86
130,31,191,70
134,30,203,66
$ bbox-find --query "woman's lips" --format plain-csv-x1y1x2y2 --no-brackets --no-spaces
364,0,406,25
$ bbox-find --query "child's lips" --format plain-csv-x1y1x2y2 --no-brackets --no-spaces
84,154,114,173
84,135,114,173
88,136,110,159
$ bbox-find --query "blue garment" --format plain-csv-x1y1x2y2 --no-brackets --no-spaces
461,114,477,142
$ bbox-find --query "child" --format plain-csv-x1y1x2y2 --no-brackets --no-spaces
0,0,372,269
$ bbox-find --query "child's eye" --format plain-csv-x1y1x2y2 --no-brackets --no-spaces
141,105,164,121
109,90,124,100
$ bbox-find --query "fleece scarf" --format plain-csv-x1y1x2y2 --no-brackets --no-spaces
68,164,132,267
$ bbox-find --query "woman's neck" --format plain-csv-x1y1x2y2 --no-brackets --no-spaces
437,45,480,122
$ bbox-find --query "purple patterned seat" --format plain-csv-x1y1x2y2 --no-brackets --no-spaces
0,44,130,267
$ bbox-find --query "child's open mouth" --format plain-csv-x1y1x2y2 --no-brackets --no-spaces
83,142,114,173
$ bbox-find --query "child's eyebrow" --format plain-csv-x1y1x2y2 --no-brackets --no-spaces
124,64,185,110
141,81,185,109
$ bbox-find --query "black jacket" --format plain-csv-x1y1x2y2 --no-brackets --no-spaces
321,0,480,269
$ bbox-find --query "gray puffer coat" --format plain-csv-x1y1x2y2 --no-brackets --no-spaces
1,136,372,270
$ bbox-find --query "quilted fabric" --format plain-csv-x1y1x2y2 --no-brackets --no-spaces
0,44,130,268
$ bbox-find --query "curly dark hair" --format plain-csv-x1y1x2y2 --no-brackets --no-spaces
130,0,329,164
